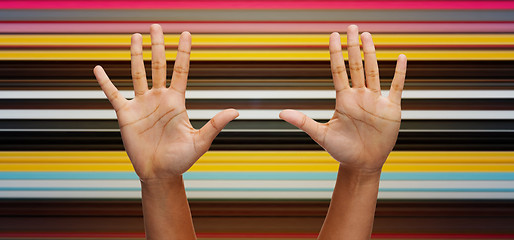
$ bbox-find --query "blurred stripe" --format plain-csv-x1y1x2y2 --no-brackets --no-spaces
2,49,513,60
2,109,513,120
3,1,514,10
1,151,513,172
1,10,513,21
2,34,513,47
1,0,513,236
2,22,513,33
1,90,513,99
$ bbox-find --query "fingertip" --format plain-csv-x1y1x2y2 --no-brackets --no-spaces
330,32,340,38
180,31,192,43
361,31,372,39
150,23,161,31
279,109,292,119
399,53,407,61
93,65,103,74
225,108,239,118
347,24,359,32
132,33,142,40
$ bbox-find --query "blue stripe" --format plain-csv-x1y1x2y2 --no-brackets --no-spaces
0,172,514,180
1,187,513,192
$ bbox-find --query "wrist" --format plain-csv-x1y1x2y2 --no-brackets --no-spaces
140,175,185,199
140,174,183,184
338,164,382,186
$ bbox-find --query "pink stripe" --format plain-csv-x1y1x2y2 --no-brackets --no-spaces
1,22,513,33
1,1,514,10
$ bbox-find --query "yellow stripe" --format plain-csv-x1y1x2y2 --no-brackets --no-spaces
1,50,512,60
1,151,513,172
1,34,512,46
2,151,513,163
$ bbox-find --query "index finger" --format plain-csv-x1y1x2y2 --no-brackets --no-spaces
329,32,350,92
170,31,192,93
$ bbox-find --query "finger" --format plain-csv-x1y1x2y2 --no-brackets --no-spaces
94,65,127,111
198,108,239,146
279,109,325,144
361,32,381,94
388,54,407,105
346,25,365,88
150,24,167,89
131,33,148,96
170,31,192,93
329,32,350,92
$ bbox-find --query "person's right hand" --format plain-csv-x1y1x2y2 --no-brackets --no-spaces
94,24,239,181
280,25,407,173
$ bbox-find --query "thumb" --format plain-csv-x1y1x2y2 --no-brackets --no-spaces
279,109,324,144
198,108,239,148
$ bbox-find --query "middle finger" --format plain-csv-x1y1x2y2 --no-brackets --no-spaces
150,24,167,89
346,25,365,88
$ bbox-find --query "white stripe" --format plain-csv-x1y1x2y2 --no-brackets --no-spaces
1,129,513,133
0,191,513,199
0,90,513,99
1,180,512,190
1,109,513,120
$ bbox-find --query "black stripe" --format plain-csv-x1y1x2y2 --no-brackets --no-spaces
1,131,512,151
1,61,513,90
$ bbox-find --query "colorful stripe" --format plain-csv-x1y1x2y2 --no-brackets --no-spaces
2,49,512,60
2,34,513,47
2,1,514,10
2,22,513,33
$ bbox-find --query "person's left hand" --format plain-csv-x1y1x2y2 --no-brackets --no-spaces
94,24,239,181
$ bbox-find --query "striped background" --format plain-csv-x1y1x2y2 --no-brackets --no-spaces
0,0,513,239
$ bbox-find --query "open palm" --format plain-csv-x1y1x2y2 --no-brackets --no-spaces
94,24,238,180
280,25,407,172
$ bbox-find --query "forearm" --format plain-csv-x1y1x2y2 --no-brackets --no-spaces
318,164,382,240
140,175,196,240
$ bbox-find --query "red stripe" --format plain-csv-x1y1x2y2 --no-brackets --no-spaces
1,232,514,239
1,1,514,10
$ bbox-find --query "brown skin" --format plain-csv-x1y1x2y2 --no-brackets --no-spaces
94,23,406,239
280,25,407,239
94,24,238,240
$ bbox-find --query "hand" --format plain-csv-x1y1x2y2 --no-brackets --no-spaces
94,24,239,180
280,25,407,173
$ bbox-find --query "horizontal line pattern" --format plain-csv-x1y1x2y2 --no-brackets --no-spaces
1,0,513,238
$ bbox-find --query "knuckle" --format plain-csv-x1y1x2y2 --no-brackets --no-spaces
210,118,219,131
347,43,360,49
329,49,342,55
395,70,406,76
131,51,143,57
152,61,166,70
363,49,376,55
349,62,363,71
391,82,403,91
331,65,347,76
134,89,146,96
108,91,120,101
178,48,191,55
173,65,189,75
300,114,307,127
366,69,379,78
132,71,146,80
